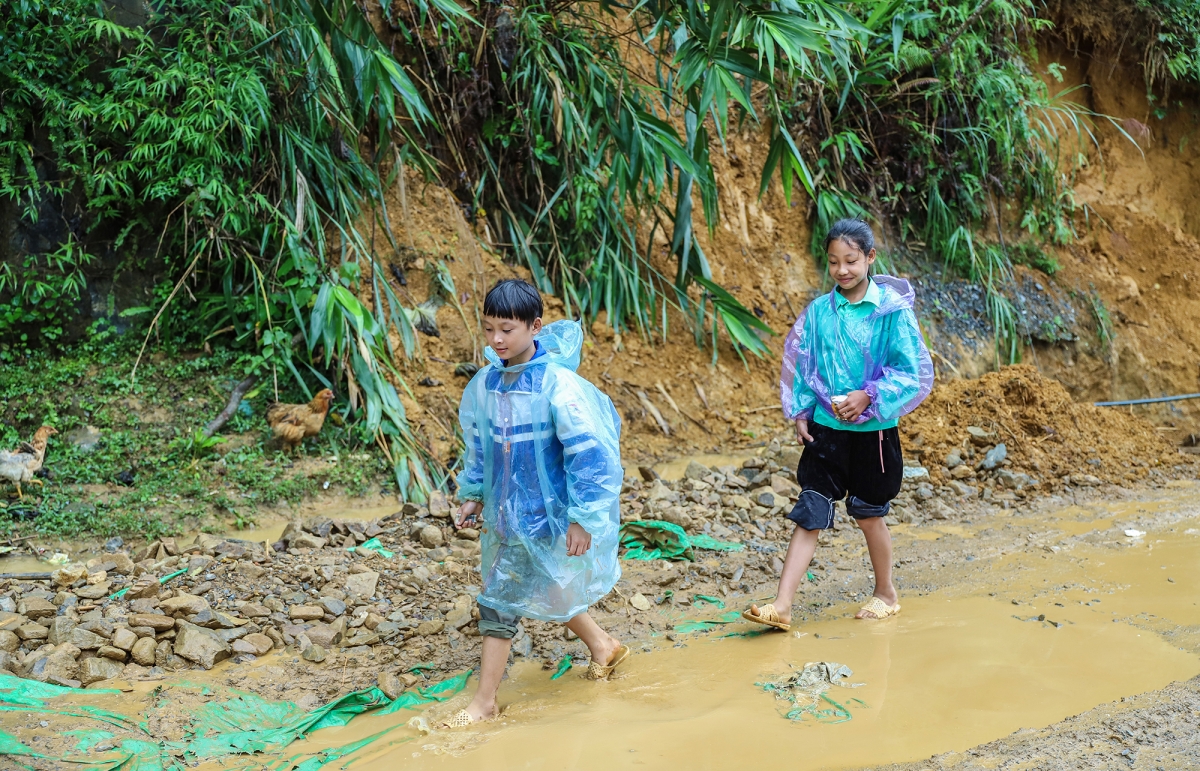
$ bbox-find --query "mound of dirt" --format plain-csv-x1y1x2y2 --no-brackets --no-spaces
904,365,1192,490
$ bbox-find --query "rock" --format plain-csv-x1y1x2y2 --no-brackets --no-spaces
235,563,265,580
154,640,171,668
301,642,327,663
317,596,346,617
288,605,324,621
948,480,978,497
129,614,175,632
966,426,994,446
78,656,124,685
16,624,48,641
728,494,752,510
902,466,930,481
779,446,803,471
47,617,77,645
125,576,160,601
159,593,209,616
419,526,444,549
25,650,79,684
646,479,675,504
683,460,710,481
111,628,138,652
239,633,274,656
290,532,327,550
770,475,801,497
131,637,158,666
997,470,1038,490
427,490,452,519
950,464,975,480
1070,474,1101,487
457,527,479,541
416,619,444,636
52,565,88,587
980,443,1007,471
75,581,111,600
18,597,57,620
344,571,380,599
754,490,786,509
638,466,659,482
173,625,231,670
928,499,956,520
65,425,102,452
944,448,963,469
445,607,472,630
108,553,135,575
0,631,18,652
98,645,126,661
69,628,107,650
344,629,380,647
660,507,693,530
0,651,15,673
304,623,343,648
630,593,652,611
377,671,404,700
239,603,270,618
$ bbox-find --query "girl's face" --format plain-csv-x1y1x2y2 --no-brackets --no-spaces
826,238,876,291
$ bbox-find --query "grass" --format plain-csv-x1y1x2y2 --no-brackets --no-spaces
0,333,390,539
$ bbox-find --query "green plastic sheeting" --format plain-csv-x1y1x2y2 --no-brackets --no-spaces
550,657,573,680
691,594,725,609
619,521,743,562
109,567,189,601
0,668,472,770
674,610,744,633
348,537,395,559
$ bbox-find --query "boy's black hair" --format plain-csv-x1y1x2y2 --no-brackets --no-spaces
823,218,876,255
483,279,543,324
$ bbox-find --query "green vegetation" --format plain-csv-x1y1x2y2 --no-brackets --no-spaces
0,334,387,538
1139,0,1200,91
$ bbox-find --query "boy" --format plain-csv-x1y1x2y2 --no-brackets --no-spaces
446,279,628,728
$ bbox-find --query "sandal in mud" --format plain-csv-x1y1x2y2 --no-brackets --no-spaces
856,597,901,619
586,644,630,681
440,708,498,729
742,603,790,631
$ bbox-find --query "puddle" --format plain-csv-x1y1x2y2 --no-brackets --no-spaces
216,501,402,545
654,454,754,480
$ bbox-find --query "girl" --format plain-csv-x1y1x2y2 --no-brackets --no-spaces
744,219,932,630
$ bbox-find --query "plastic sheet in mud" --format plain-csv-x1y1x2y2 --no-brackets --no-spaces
619,521,743,561
0,669,470,769
758,662,866,724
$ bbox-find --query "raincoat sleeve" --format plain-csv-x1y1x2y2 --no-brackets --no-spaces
455,373,486,502
548,374,622,536
862,308,931,422
780,307,818,421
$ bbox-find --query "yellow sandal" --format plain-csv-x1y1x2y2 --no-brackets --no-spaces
586,644,630,681
741,603,791,632
440,708,499,729
856,597,901,619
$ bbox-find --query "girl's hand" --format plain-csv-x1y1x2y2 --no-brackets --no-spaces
834,390,871,422
455,500,482,529
795,418,814,444
565,523,592,556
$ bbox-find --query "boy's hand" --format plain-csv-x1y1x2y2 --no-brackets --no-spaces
794,418,814,444
455,500,482,529
834,390,870,422
565,522,592,556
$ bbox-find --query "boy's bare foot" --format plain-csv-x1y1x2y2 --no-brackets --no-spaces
461,699,500,723
586,634,622,667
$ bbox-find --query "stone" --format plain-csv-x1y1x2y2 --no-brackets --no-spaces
419,526,444,549
950,464,975,480
18,597,57,620
344,629,380,647
317,596,346,617
902,465,930,481
108,553,135,575
966,426,994,446
235,563,266,580
928,499,956,520
445,607,472,630
159,593,209,616
948,480,978,498
129,614,175,631
25,650,79,683
779,446,803,471
80,657,125,685
630,593,652,611
47,617,77,645
1071,473,1101,487
0,631,18,652
69,628,107,650
239,603,270,618
173,625,231,670
997,470,1038,490
301,642,327,663
377,671,404,700
238,633,274,656
304,623,342,648
154,640,171,668
52,565,88,587
646,479,675,504
416,619,444,636
343,571,380,599
125,576,160,601
290,533,327,550
683,460,710,481
98,645,126,661
980,443,1008,471
0,651,15,673
427,490,452,519
75,581,111,600
457,527,479,541
16,624,48,641
770,475,801,497
288,605,323,621
754,490,786,509
131,637,158,666
727,494,752,510
944,448,963,469
111,628,138,652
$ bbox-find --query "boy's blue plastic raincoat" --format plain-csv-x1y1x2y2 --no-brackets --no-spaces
780,275,933,431
457,321,623,621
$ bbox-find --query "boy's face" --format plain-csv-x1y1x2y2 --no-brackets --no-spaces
483,315,543,363
826,238,875,292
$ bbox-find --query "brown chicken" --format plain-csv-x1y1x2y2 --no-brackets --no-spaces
0,426,58,499
266,389,335,451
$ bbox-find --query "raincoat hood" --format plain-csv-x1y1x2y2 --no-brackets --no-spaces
483,320,583,373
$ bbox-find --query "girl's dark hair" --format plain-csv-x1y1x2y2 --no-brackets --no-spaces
823,218,876,255
483,279,543,324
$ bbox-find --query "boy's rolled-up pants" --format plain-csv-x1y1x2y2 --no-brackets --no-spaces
477,601,521,639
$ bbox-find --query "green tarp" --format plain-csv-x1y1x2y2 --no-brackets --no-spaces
619,521,743,561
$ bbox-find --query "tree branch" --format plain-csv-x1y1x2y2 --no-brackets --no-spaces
203,375,259,438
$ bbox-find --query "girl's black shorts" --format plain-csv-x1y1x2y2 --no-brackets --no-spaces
786,421,903,531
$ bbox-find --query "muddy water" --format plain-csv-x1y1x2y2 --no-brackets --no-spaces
260,515,1200,770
